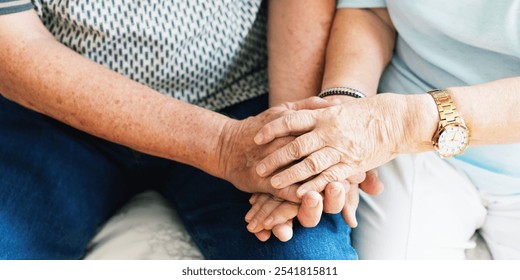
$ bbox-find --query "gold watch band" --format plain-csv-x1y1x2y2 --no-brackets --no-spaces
427,89,462,127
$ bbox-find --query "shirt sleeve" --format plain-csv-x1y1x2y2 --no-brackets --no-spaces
337,0,387,8
0,0,34,16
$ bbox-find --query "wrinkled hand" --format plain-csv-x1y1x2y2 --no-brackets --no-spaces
217,97,335,202
254,94,403,197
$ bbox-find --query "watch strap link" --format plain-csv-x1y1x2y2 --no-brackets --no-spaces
427,89,463,127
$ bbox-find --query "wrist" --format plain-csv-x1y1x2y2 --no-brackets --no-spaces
320,86,372,104
213,117,241,180
399,93,439,154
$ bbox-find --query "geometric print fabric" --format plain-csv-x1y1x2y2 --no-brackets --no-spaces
32,0,268,111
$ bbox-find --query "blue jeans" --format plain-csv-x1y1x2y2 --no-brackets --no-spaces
0,94,357,260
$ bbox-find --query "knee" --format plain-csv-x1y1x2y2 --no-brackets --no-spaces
262,214,357,260
286,223,357,260
0,223,88,259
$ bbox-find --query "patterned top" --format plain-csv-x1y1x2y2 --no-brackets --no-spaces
0,0,30,15
1,0,268,111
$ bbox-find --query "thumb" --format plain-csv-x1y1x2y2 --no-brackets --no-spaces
297,191,323,228
359,169,384,195
284,96,335,111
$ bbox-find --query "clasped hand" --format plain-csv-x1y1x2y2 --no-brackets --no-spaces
241,96,402,241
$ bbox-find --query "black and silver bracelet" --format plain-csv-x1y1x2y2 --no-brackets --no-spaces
318,87,366,99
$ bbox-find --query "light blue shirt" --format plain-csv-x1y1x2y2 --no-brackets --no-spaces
338,0,520,195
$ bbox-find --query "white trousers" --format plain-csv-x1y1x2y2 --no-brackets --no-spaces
354,152,520,259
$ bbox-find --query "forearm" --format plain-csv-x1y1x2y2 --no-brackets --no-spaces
322,8,395,96
267,0,335,106
404,77,520,154
0,12,229,177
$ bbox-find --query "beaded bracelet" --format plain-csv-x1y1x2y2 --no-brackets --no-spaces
318,87,366,99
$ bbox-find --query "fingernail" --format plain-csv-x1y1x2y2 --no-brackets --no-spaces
247,220,258,231
254,133,264,144
264,216,274,227
349,211,358,228
271,176,281,188
351,215,358,228
256,164,266,176
304,196,320,208
297,188,307,198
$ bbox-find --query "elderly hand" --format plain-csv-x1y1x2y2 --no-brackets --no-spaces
254,94,406,197
217,97,336,202
245,169,383,242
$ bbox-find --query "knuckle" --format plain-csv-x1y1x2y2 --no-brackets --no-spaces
282,115,293,130
280,101,292,110
286,141,302,159
303,156,320,174
322,169,340,183
280,110,294,117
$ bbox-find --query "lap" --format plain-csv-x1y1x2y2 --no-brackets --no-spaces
0,96,138,259
480,193,520,259
0,94,356,259
354,153,487,259
156,162,356,259
155,95,356,259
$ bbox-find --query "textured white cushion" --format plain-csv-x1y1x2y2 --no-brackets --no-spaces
84,191,202,260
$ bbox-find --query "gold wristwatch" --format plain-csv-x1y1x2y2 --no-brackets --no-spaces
427,89,470,158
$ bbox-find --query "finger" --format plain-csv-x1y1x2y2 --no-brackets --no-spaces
297,163,355,198
257,131,324,179
346,172,366,185
263,201,299,230
359,169,384,195
323,181,347,214
322,95,354,105
342,184,360,228
270,184,301,204
272,220,294,242
297,191,323,228
267,146,341,188
254,230,272,242
254,110,317,145
257,132,324,182
262,135,295,157
245,194,271,223
283,96,333,111
249,193,259,205
247,197,284,233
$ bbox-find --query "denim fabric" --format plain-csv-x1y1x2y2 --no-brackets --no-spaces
0,94,356,260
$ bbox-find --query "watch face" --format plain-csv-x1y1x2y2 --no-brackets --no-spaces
437,124,469,157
